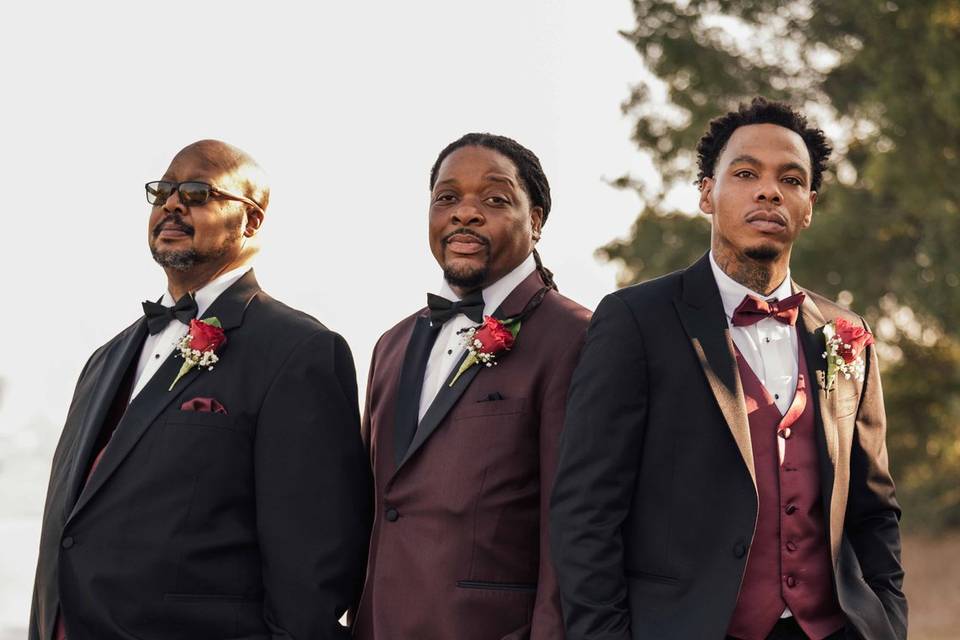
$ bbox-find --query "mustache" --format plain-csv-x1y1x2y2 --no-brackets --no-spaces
442,228,489,246
152,213,195,238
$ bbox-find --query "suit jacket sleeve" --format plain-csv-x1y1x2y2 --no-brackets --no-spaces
550,294,647,640
520,328,587,640
846,323,907,638
254,330,373,639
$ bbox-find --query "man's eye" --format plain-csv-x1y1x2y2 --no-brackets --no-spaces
783,176,803,186
486,196,510,206
434,193,456,203
734,170,755,179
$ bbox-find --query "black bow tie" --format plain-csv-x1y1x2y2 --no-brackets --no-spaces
427,290,485,325
142,294,198,335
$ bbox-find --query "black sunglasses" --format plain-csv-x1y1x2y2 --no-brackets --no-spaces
145,180,264,214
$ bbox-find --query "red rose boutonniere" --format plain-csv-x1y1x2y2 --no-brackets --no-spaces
449,315,520,386
169,317,227,391
822,317,874,390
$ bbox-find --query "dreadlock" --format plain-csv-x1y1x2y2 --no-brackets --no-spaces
429,133,558,291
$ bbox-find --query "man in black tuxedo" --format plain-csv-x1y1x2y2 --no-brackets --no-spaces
29,140,372,640
551,99,906,639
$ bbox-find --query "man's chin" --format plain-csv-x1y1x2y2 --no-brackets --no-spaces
743,243,782,262
151,248,200,272
442,260,488,291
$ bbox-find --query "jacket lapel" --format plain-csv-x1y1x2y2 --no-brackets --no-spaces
674,254,756,488
395,270,546,473
68,271,261,523
393,313,441,466
63,320,147,517
797,288,846,565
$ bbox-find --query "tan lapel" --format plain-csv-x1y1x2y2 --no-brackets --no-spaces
674,255,756,489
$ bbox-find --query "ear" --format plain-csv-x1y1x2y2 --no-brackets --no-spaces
530,206,544,242
802,191,817,228
698,178,715,215
243,207,264,237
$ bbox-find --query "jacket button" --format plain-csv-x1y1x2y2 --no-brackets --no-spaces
786,541,798,552
61,536,75,549
779,427,792,439
385,508,399,522
784,504,798,515
785,575,797,588
733,542,748,558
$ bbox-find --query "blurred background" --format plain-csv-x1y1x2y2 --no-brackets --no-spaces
1,1,956,638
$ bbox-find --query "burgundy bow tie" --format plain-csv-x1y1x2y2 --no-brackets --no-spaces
731,292,806,327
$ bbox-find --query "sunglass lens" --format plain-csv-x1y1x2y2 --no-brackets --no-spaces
146,181,174,205
179,182,211,205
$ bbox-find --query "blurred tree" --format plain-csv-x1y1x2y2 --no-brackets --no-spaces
603,0,960,529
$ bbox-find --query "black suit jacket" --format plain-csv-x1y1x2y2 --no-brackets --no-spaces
30,271,373,640
550,254,906,640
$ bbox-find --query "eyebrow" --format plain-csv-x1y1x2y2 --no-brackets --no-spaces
728,154,809,179
433,174,518,189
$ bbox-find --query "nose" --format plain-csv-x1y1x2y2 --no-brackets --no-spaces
162,188,186,214
451,199,484,226
755,178,783,205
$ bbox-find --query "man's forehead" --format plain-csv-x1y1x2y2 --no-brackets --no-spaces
162,153,239,185
721,123,810,167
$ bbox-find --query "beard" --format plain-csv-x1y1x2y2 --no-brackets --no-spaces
744,244,781,262
443,262,488,290
150,213,242,271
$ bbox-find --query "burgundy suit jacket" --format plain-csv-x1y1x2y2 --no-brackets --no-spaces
354,271,591,640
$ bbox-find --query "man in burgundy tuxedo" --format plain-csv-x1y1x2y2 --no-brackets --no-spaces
353,133,590,640
551,98,907,640
29,140,372,640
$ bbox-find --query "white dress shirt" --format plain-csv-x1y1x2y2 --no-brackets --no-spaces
418,253,537,421
709,251,799,415
130,266,251,401
710,251,799,619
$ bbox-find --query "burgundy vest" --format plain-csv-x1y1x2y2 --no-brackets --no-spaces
726,346,845,640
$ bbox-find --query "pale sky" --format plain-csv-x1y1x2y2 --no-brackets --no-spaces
0,1,657,629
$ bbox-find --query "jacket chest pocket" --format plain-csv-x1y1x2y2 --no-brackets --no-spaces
450,397,527,421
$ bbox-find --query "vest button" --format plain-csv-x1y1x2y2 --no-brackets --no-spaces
61,536,75,549
733,542,748,558
784,504,798,515
785,541,798,552
779,427,792,439
785,575,797,588
385,508,399,522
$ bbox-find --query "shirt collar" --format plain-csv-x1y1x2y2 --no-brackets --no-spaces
160,266,252,318
708,251,793,322
435,252,537,318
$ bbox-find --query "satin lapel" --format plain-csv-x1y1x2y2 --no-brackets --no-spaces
68,271,261,523
395,270,547,473
63,320,147,517
674,255,755,488
393,313,439,466
797,288,845,564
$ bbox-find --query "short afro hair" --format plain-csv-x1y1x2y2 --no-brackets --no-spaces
696,97,832,192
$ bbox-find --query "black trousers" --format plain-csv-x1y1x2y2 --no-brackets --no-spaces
728,616,848,640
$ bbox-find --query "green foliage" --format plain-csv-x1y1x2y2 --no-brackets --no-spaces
607,0,960,530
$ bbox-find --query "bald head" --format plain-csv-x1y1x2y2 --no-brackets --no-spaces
171,139,270,212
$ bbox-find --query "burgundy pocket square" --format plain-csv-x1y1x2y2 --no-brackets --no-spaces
180,397,228,415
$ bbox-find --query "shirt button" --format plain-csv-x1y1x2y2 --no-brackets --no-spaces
774,393,780,400
786,541,798,552
785,575,797,588
155,354,160,359
61,536,75,549
385,507,399,522
785,504,798,515
765,337,771,343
